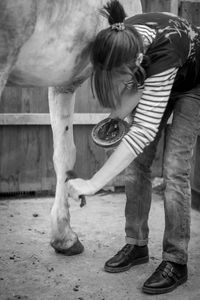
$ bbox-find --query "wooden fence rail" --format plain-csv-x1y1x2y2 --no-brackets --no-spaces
0,113,109,125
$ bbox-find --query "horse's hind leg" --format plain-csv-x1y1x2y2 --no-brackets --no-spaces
48,87,84,255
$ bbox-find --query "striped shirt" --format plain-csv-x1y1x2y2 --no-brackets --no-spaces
134,24,156,49
122,24,178,156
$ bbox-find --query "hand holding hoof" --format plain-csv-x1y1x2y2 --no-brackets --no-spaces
67,177,98,202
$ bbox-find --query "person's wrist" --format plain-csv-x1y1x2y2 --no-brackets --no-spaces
88,177,102,194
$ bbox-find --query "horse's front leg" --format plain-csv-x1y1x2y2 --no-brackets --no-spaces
48,87,84,255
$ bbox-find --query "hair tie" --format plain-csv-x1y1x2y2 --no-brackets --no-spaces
111,22,125,31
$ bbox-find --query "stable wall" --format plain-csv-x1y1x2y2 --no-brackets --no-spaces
0,0,200,197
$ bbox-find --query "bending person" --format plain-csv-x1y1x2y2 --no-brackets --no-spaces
68,0,200,295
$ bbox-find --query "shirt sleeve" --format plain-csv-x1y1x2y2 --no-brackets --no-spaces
122,67,178,156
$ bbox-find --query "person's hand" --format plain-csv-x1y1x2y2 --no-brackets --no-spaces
67,178,98,201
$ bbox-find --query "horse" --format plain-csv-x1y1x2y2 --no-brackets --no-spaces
0,0,142,255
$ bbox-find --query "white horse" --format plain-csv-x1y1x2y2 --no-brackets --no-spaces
0,0,142,255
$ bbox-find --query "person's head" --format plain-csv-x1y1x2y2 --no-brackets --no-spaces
91,0,146,109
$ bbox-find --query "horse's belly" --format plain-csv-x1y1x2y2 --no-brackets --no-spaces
8,1,96,87
7,0,142,87
9,34,89,86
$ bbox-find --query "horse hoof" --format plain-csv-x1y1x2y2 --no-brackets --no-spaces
51,238,84,256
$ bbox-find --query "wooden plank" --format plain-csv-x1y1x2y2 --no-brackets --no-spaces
0,87,49,113
181,0,200,2
0,126,55,193
170,0,179,14
0,113,174,126
1,82,108,114
180,1,200,26
0,124,107,193
141,0,171,13
0,113,109,125
74,126,107,179
191,136,200,193
191,136,200,210
75,79,110,113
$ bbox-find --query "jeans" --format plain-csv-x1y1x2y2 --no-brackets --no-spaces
124,86,200,264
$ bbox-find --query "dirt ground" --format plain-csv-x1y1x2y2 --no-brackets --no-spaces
0,191,200,300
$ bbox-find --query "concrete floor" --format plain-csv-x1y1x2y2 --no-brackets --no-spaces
0,192,200,300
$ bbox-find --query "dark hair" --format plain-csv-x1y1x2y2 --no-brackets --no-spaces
91,0,146,109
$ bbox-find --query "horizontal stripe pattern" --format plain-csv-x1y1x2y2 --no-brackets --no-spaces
134,24,156,45
122,67,178,156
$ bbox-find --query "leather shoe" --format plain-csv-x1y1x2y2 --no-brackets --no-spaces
104,244,149,273
142,260,188,294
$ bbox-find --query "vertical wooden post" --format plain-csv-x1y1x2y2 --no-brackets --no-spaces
170,0,179,14
191,137,200,210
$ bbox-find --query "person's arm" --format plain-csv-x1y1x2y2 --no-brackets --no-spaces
67,67,178,200
92,141,135,189
122,67,178,155
67,141,135,201
90,67,178,187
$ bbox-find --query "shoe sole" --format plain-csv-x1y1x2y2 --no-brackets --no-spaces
104,256,149,273
142,275,188,295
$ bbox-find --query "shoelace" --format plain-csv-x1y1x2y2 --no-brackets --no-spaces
115,244,133,256
156,261,175,279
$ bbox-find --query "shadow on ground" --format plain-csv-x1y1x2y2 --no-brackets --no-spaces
0,193,200,300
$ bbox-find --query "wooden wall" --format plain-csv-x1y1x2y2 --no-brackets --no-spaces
0,82,166,194
0,88,53,193
0,84,108,193
0,0,200,195
141,0,171,12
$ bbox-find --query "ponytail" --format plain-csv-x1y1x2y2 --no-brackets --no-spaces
100,0,127,25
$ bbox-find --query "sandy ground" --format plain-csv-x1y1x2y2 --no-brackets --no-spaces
0,192,200,300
